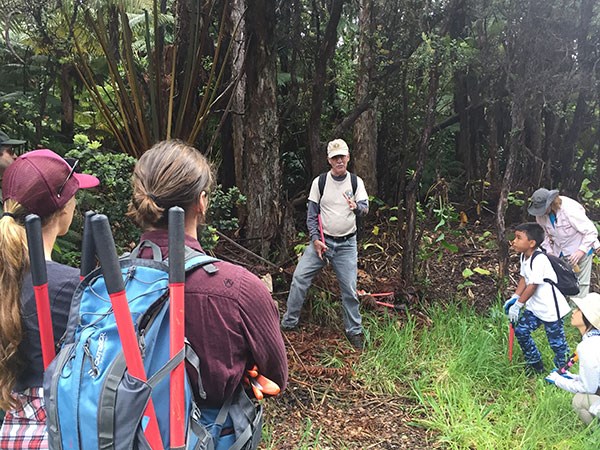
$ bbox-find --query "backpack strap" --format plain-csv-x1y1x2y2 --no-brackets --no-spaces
317,172,358,203
181,247,219,275
528,249,561,321
129,240,163,261
318,172,327,202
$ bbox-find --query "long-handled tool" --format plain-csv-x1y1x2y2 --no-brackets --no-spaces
80,210,97,280
508,323,515,362
91,214,164,450
168,207,186,449
357,290,405,311
558,352,578,375
25,214,55,369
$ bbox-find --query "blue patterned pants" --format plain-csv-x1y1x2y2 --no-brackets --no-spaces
514,309,570,368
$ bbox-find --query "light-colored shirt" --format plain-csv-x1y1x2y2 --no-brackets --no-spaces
553,332,600,399
520,251,570,322
308,172,368,237
536,196,600,257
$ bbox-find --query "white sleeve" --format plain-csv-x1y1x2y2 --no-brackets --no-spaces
355,177,369,203
307,177,321,204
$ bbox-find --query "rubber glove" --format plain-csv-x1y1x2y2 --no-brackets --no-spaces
545,370,561,385
507,300,523,324
503,295,520,315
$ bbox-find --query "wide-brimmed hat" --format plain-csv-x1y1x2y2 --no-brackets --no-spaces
327,139,349,159
0,131,26,146
527,188,559,216
2,149,99,217
572,293,600,330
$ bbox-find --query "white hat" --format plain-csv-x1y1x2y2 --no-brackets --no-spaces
572,293,600,329
327,139,349,159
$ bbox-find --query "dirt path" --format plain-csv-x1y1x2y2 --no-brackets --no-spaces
262,326,437,449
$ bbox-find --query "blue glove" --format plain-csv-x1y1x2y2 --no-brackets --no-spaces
503,295,519,315
507,301,523,324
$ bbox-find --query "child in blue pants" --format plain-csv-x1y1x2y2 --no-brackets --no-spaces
504,222,571,374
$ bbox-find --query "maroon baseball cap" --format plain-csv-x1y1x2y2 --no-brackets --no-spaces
2,149,99,217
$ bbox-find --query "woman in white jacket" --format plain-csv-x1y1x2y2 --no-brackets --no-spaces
528,188,600,297
546,292,600,425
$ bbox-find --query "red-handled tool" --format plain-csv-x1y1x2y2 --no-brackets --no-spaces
80,210,97,280
317,214,325,243
25,214,55,369
508,323,514,362
168,207,186,449
91,214,164,450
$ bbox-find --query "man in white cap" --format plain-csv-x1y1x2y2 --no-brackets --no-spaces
281,138,369,349
528,187,599,297
545,292,600,425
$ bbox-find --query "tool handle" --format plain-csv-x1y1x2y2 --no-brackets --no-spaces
168,207,186,283
80,211,97,279
90,214,124,294
168,207,186,448
25,215,47,286
317,214,325,243
25,214,55,369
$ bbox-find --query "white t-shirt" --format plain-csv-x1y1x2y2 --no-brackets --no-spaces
519,251,571,322
308,172,368,237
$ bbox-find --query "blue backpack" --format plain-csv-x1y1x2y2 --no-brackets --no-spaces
44,242,263,450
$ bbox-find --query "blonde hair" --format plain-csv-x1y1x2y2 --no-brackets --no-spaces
0,201,30,408
0,200,63,408
127,140,214,229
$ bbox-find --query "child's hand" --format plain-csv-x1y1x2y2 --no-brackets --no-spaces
507,301,523,323
545,371,561,385
503,296,519,314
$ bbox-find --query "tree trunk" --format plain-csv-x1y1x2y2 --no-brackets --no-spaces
229,0,246,188
307,0,346,177
353,0,378,194
60,63,75,142
496,100,524,279
242,0,281,257
401,57,441,282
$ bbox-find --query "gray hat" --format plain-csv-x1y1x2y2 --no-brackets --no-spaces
0,131,26,146
528,188,559,216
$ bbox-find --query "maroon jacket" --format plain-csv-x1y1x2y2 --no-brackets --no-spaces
138,230,288,407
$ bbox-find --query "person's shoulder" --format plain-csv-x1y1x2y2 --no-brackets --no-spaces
47,261,79,279
187,258,265,290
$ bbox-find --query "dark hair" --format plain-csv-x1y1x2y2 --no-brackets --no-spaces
581,313,595,331
127,140,214,229
514,222,545,248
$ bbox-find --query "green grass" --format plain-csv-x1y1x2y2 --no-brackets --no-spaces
356,302,600,449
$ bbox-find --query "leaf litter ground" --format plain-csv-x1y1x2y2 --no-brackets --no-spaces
213,216,599,449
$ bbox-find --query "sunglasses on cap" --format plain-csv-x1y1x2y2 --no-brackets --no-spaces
56,159,79,198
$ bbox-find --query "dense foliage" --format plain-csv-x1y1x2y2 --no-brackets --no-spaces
1,0,599,278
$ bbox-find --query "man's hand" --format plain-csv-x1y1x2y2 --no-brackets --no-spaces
313,239,328,260
343,192,357,211
568,250,586,266
507,301,524,324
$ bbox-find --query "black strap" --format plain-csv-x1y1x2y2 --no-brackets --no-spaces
317,172,357,203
